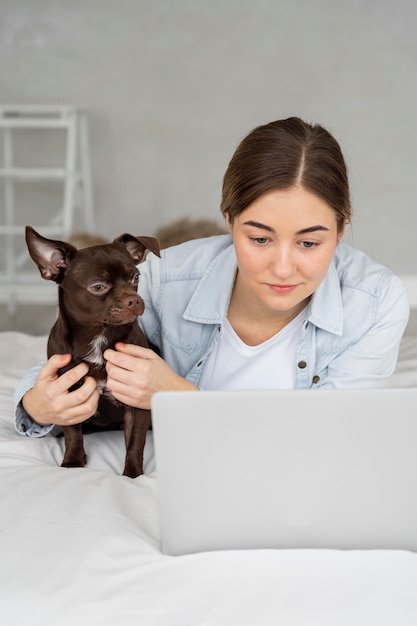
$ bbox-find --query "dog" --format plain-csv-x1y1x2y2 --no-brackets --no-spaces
25,225,160,478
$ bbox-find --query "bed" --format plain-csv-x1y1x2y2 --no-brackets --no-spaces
1,315,417,625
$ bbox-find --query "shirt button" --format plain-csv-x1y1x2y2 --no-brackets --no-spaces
312,375,320,384
196,361,203,367
297,360,307,369
20,423,27,433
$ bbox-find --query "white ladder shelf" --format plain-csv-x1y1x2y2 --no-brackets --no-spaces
0,104,94,312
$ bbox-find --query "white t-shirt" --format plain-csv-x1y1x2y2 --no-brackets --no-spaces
199,308,308,390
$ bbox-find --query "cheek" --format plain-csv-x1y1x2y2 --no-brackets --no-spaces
235,245,265,277
73,294,103,318
300,247,336,279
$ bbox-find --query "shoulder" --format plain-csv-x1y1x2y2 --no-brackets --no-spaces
312,241,409,337
138,233,233,298
334,242,410,338
334,241,407,300
156,234,233,280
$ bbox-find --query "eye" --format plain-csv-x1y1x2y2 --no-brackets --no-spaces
87,283,109,295
299,241,318,249
250,237,270,245
132,273,140,285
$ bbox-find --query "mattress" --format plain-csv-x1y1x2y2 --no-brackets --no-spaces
1,330,417,626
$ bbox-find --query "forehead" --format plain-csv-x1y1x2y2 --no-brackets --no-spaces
239,187,337,230
69,245,137,276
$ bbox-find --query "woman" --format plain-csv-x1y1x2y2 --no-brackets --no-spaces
15,117,409,437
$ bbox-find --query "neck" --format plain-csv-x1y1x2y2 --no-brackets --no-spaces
227,275,309,345
55,310,134,362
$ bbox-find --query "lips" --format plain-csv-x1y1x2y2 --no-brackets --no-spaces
267,283,298,294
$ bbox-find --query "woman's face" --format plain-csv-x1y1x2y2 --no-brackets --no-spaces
226,186,343,320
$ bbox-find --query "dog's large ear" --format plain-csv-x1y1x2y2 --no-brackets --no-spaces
115,234,161,263
25,226,77,283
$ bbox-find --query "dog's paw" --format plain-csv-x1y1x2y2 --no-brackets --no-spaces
122,462,143,479
61,454,87,468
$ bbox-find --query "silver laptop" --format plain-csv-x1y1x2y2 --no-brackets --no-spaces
151,389,417,556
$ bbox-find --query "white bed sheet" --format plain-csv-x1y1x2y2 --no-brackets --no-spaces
1,330,417,626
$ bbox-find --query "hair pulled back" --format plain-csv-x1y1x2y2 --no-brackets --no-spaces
221,117,351,232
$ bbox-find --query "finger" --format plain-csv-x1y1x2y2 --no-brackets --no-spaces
54,362,91,394
109,391,138,407
104,352,139,375
70,388,100,423
106,361,144,388
108,343,157,360
107,380,149,410
54,380,100,423
65,375,98,405
57,397,99,425
39,354,72,381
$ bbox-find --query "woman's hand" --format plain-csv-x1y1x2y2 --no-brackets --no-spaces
22,354,100,426
104,343,198,410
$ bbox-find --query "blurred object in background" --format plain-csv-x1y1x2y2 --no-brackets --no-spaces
68,231,108,248
155,216,226,249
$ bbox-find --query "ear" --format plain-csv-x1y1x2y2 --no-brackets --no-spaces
115,234,161,264
224,210,233,234
25,226,76,282
337,220,346,243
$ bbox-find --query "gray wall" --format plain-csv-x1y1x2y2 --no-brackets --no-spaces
1,0,416,274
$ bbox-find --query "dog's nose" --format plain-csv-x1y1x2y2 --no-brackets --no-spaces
127,295,141,308
125,294,144,316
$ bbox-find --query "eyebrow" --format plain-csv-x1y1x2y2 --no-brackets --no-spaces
242,220,330,235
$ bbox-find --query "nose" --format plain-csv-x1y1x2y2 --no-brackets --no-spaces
124,292,144,316
269,246,296,279
126,294,140,309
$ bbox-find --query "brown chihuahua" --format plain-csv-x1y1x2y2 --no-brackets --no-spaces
25,225,160,478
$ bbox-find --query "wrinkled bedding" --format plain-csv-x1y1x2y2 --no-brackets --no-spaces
1,331,417,626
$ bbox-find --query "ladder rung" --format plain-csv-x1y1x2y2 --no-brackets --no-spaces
0,167,67,179
0,104,77,115
0,118,73,129
0,272,47,282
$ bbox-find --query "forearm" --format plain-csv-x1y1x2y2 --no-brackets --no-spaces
14,360,53,437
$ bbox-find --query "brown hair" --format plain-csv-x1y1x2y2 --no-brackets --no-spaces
221,117,351,232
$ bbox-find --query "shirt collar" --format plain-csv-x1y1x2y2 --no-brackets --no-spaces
309,259,344,335
184,242,237,324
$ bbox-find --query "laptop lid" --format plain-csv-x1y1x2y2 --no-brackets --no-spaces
151,389,417,556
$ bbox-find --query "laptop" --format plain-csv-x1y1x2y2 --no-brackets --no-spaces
151,388,417,556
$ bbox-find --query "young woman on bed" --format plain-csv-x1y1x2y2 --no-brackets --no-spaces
15,117,409,436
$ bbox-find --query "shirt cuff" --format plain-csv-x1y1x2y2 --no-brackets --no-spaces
15,399,54,438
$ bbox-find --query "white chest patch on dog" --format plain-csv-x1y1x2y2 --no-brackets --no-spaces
84,335,109,366
96,379,108,396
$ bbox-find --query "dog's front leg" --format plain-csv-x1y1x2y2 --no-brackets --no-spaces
61,424,87,468
122,406,151,478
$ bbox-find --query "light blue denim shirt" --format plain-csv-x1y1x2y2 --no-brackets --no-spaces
14,234,409,437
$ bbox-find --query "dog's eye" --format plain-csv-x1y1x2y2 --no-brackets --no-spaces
132,273,140,284
88,283,109,294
